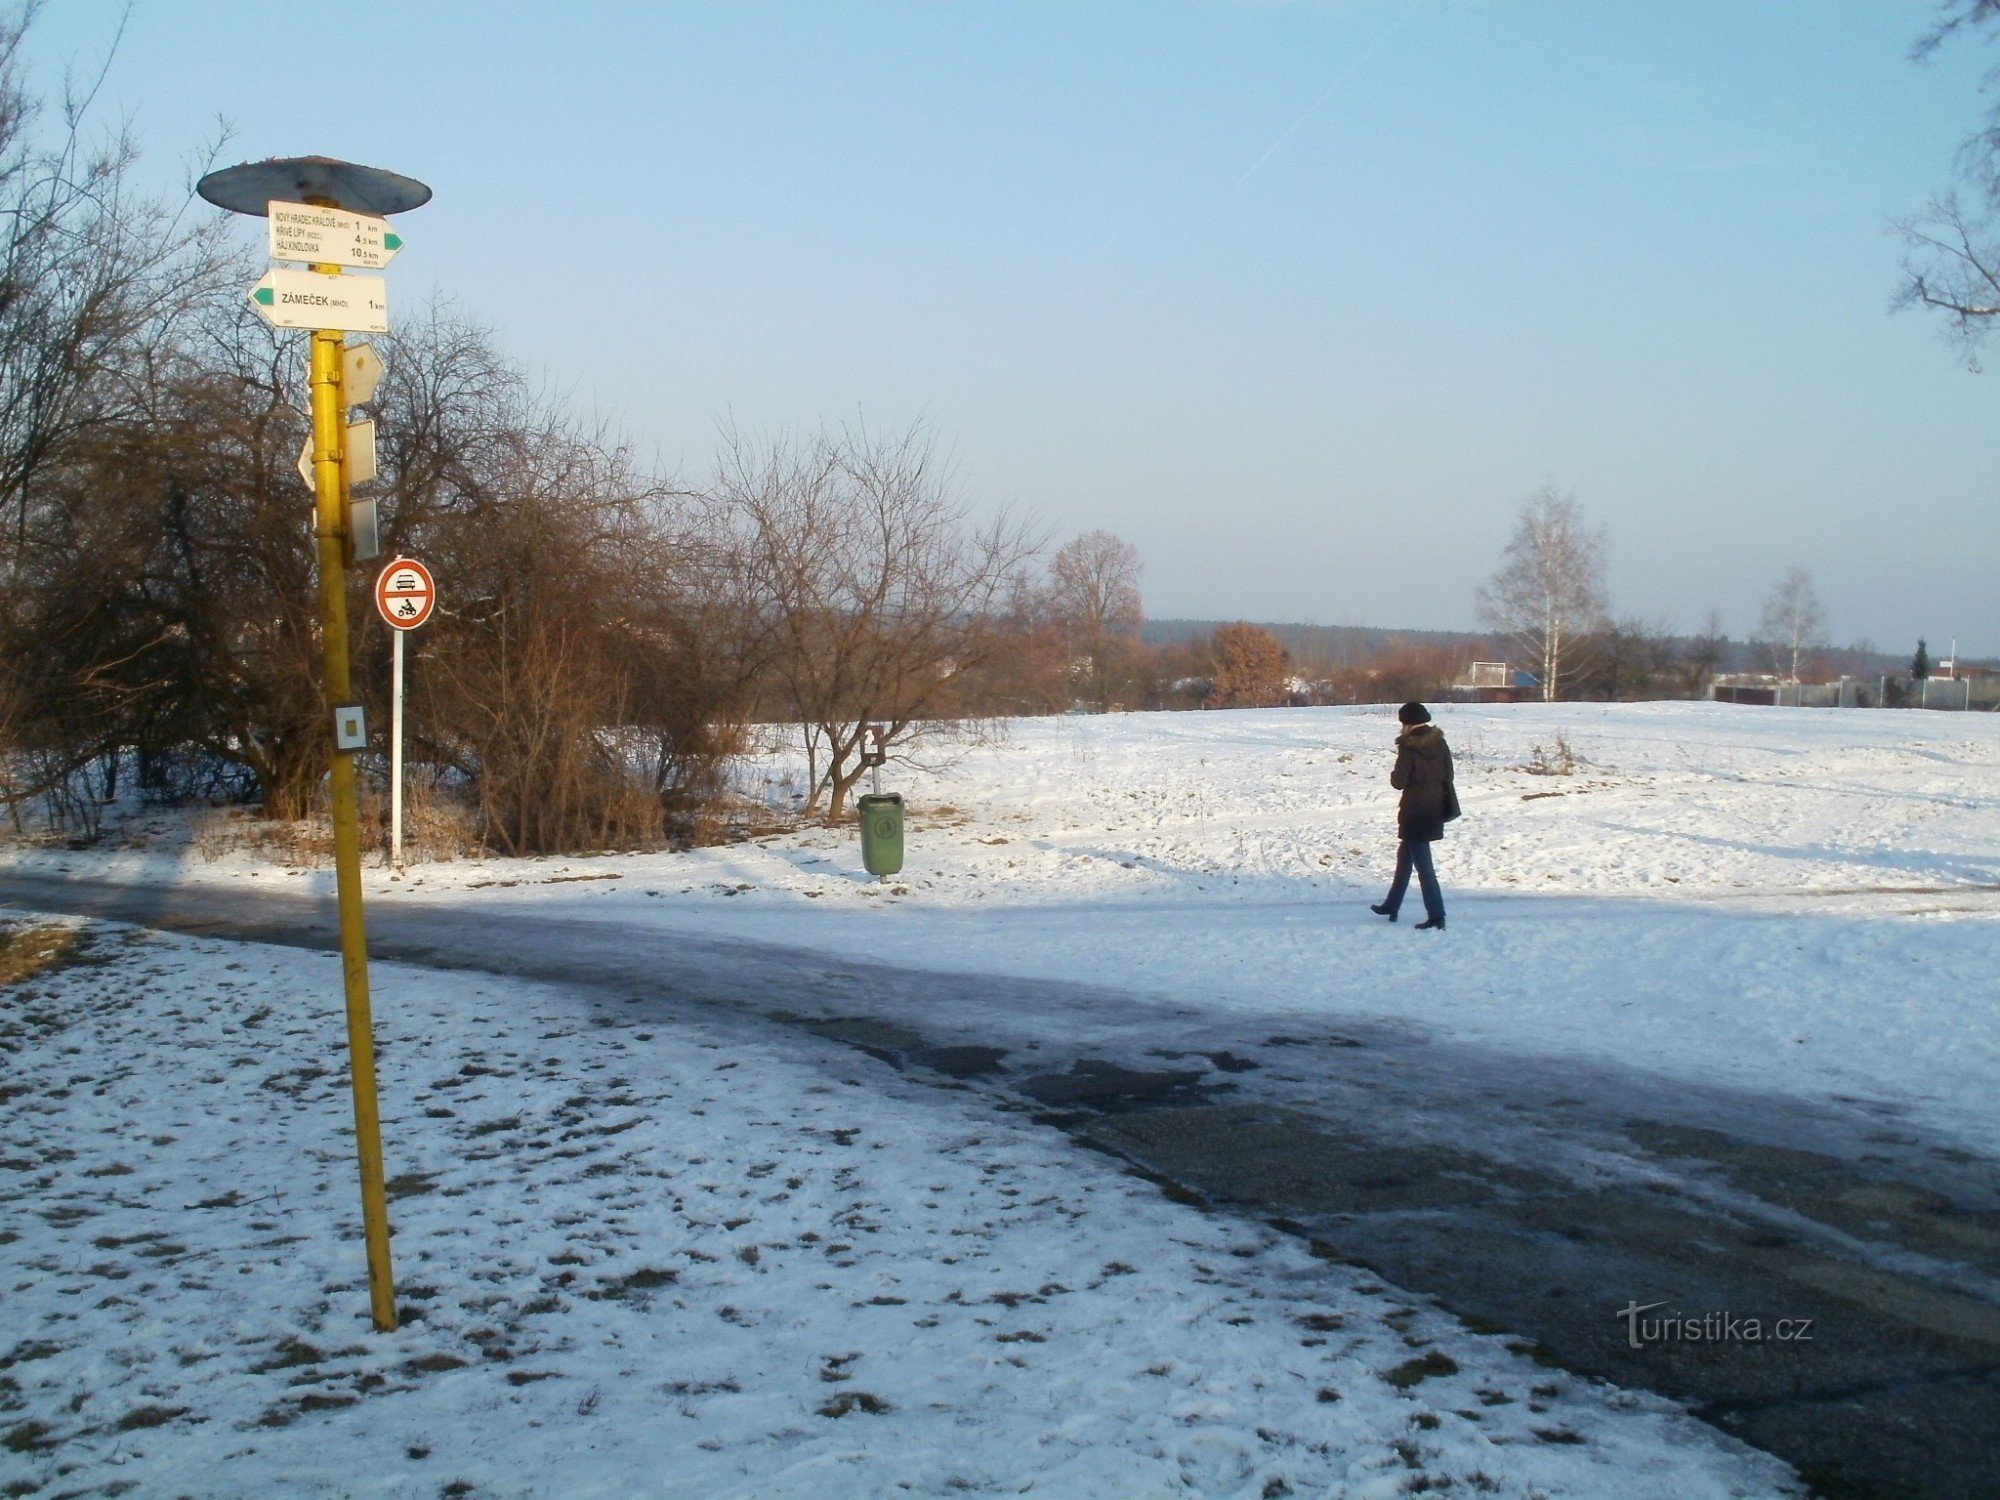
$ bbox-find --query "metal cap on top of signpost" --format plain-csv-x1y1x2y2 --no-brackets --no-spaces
198,155,428,1337
196,155,432,217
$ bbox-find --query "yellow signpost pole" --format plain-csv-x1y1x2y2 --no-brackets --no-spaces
199,156,429,1337
308,278,396,1333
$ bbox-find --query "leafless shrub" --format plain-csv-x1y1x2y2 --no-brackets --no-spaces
382,772,481,864
1325,641,1461,707
1522,732,1578,776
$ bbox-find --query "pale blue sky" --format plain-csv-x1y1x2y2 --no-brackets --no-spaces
27,2,2000,653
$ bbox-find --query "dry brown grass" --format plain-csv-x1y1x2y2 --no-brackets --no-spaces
192,808,335,867
390,778,482,865
192,779,484,868
682,796,808,848
0,924,77,987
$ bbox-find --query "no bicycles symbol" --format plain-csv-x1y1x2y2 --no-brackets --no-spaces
375,557,435,631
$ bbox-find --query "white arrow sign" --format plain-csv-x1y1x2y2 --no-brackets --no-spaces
249,268,388,333
297,420,379,491
268,200,404,269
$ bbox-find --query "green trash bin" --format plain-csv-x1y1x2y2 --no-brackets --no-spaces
858,792,904,877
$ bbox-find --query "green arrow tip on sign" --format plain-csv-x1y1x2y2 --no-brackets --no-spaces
253,286,274,306
384,232,403,252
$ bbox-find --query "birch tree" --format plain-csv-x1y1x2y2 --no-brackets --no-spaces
1758,566,1827,682
1475,485,1607,702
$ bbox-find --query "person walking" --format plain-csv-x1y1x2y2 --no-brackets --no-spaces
1371,702,1457,930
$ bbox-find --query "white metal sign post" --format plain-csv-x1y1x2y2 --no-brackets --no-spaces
375,558,437,870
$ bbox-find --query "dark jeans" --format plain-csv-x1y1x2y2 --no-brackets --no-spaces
1384,838,1444,923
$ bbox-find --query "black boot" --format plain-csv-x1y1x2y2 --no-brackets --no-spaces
1414,916,1445,931
1370,902,1397,921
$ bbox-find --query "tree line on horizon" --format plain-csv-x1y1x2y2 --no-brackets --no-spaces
1463,483,1921,706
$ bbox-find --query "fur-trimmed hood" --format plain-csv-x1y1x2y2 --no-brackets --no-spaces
1398,723,1447,759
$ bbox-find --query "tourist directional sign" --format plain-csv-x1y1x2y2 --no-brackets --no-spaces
268,200,403,269
249,268,389,333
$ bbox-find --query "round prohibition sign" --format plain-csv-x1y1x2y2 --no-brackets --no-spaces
375,557,436,631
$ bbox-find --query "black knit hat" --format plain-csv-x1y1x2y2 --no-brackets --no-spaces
1397,701,1432,725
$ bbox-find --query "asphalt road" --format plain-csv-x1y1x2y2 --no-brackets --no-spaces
5,870,1998,1499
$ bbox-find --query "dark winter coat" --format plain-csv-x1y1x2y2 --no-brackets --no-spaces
1390,723,1458,842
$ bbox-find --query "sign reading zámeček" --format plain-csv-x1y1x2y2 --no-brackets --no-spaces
249,268,389,333
375,558,436,631
268,200,404,270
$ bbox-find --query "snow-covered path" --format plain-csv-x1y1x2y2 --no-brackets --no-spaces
4,858,1996,1495
0,919,1794,1498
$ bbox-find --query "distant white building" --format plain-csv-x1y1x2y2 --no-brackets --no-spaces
1446,661,1537,704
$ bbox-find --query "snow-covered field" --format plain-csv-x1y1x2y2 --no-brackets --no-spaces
5,699,1995,1495
20,700,1995,1152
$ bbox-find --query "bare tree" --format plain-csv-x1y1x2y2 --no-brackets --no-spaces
1207,621,1289,708
710,421,1038,821
377,311,750,854
42,309,324,816
1045,529,1144,711
1896,2,2000,364
1676,607,1730,698
1475,484,1608,702
1575,615,1677,701
0,17,759,853
0,11,231,552
1759,566,1828,681
0,13,237,828
1895,195,2000,364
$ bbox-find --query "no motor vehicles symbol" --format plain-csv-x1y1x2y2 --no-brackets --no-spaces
375,557,436,630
